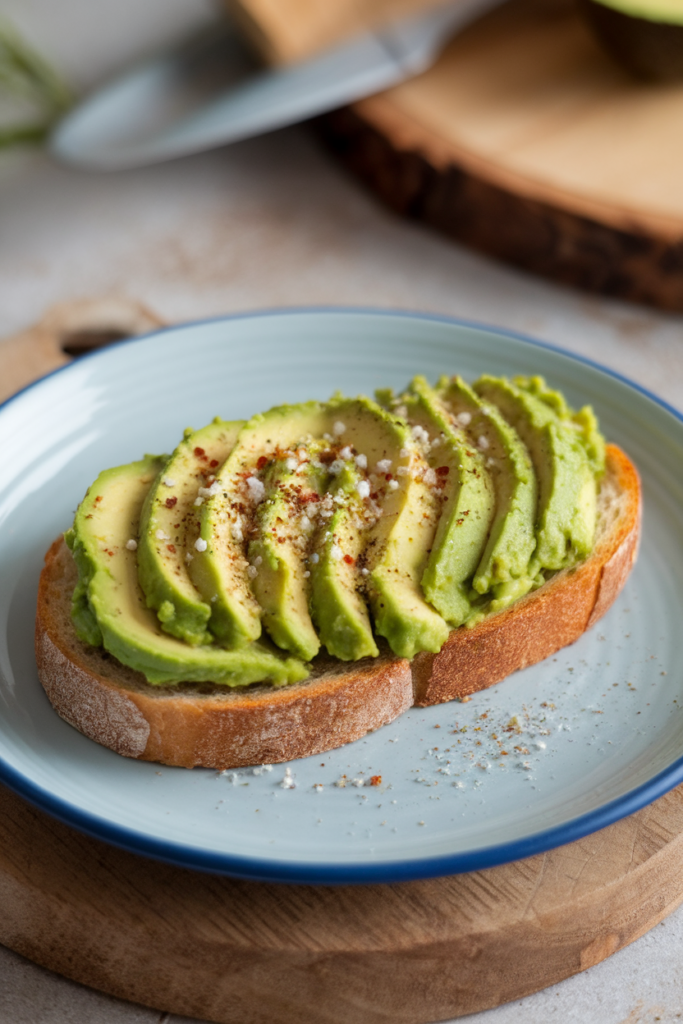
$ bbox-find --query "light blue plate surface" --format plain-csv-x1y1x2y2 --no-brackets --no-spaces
0,309,681,884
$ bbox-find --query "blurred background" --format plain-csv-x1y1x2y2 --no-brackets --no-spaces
1,0,682,407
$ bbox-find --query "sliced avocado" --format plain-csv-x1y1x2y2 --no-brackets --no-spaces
475,376,597,575
513,375,606,477
386,377,495,627
435,376,537,604
137,418,242,646
248,449,327,661
66,456,308,686
197,394,449,660
191,400,331,649
309,458,379,661
582,0,683,81
340,397,449,660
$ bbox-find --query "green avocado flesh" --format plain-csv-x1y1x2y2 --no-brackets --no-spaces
309,459,380,662
475,376,599,576
67,375,605,686
66,457,308,686
137,418,243,646
435,376,538,610
247,450,326,661
379,377,496,628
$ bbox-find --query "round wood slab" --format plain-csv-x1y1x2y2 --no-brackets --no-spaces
3,304,683,1022
3,781,683,1024
318,0,683,311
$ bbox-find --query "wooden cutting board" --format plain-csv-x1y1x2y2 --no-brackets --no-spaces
319,0,683,311
3,300,683,1023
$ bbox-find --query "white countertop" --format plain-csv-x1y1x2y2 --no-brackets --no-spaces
2,1,683,1022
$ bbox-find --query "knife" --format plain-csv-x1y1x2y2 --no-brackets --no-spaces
51,0,503,171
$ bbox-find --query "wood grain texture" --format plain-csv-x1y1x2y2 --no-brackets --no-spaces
3,780,683,1023
0,303,678,1023
317,0,683,310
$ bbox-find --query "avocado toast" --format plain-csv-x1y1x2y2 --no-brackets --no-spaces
35,375,641,768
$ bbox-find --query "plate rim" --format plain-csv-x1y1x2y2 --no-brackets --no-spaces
0,305,680,885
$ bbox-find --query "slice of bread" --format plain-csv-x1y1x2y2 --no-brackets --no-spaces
35,444,640,769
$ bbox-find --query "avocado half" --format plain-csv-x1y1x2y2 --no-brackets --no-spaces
581,0,683,81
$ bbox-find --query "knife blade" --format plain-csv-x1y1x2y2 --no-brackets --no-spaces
51,0,504,171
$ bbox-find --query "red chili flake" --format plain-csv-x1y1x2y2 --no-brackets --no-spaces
277,537,286,544
194,447,206,459
319,450,336,464
94,495,102,503
210,458,219,468
343,554,354,565
369,775,382,787
436,466,450,476
85,514,93,519
300,492,320,503
256,455,269,470
385,473,393,481
165,496,178,508
166,544,176,554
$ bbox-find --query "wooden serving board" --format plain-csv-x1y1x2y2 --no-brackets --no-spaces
3,301,683,1023
319,0,683,311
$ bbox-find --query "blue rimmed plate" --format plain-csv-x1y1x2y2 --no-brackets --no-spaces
0,309,681,884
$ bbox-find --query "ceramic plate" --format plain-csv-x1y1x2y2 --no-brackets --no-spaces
1,310,681,884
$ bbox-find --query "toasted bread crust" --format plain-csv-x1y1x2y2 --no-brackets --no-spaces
35,445,640,768
35,539,413,768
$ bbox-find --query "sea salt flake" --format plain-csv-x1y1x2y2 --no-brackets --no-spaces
194,537,208,552
246,476,265,503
